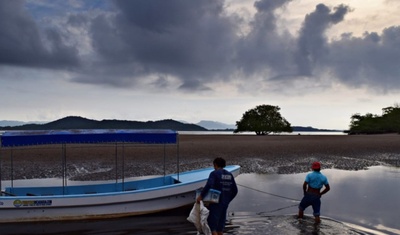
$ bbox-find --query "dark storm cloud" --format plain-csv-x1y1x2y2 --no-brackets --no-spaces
235,0,296,76
2,0,400,93
295,4,350,76
327,27,400,91
293,3,400,93
87,0,299,89
88,0,238,90
0,0,79,69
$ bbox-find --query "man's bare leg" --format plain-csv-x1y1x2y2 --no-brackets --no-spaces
212,232,223,235
298,210,304,219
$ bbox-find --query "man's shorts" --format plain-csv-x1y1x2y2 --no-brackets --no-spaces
207,203,228,232
298,193,321,216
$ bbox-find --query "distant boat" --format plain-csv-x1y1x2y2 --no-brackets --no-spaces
0,130,240,223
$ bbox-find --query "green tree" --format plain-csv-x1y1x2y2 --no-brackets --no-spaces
234,105,292,135
348,103,400,134
381,104,400,133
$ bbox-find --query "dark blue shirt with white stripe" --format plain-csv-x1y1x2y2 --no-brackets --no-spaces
201,169,238,206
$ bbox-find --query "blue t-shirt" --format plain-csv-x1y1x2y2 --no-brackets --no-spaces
201,169,238,206
305,171,329,189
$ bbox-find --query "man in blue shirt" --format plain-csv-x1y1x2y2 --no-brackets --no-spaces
298,161,330,224
196,157,238,235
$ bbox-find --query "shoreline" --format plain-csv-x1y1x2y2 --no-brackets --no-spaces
1,134,399,181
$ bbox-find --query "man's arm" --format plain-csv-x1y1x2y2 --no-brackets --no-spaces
320,184,330,196
231,177,238,201
196,172,215,203
303,181,308,195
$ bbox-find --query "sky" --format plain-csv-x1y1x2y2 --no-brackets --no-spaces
0,0,399,130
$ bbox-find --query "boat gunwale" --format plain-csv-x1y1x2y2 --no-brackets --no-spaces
0,166,240,200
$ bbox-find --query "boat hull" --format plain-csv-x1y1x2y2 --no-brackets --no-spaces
0,191,197,223
0,165,240,223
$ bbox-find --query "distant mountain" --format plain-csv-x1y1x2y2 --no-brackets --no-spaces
196,120,236,130
0,120,24,127
0,117,342,132
195,121,341,132
292,126,342,132
0,116,207,131
0,120,45,127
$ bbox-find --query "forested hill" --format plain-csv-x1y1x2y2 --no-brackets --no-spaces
0,116,207,131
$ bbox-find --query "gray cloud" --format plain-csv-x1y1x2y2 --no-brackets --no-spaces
236,0,296,76
87,0,238,90
327,27,400,92
1,1,400,93
295,4,350,76
0,0,79,69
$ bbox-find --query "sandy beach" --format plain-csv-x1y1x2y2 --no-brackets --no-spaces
1,134,399,181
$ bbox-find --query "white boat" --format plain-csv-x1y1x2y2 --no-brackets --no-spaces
0,130,240,223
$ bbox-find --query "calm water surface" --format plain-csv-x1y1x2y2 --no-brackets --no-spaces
230,166,400,235
1,166,399,234
178,131,346,135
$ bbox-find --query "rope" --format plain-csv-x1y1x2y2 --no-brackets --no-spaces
260,204,299,214
237,183,301,202
233,183,301,215
229,203,299,217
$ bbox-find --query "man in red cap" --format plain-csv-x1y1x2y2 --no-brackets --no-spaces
298,161,330,224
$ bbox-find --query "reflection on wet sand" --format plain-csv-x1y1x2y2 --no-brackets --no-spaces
226,213,377,235
0,212,373,235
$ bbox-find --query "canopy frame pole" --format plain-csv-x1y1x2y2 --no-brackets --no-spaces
122,143,125,191
163,144,166,177
62,143,67,195
115,143,118,184
177,133,180,181
0,146,2,194
10,149,14,192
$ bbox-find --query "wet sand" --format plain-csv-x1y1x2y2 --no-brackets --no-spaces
1,134,399,181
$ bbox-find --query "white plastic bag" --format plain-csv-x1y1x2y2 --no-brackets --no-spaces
187,201,211,235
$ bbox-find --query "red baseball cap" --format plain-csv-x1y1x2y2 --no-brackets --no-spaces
312,161,321,170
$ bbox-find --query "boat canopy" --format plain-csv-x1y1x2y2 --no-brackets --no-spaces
0,129,178,147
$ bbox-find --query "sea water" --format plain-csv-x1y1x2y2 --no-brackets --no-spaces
0,166,398,234
230,165,400,235
178,130,347,135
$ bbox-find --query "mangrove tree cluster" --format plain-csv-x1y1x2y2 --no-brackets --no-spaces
348,104,400,134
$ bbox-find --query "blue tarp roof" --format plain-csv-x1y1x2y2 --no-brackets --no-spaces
0,129,178,147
